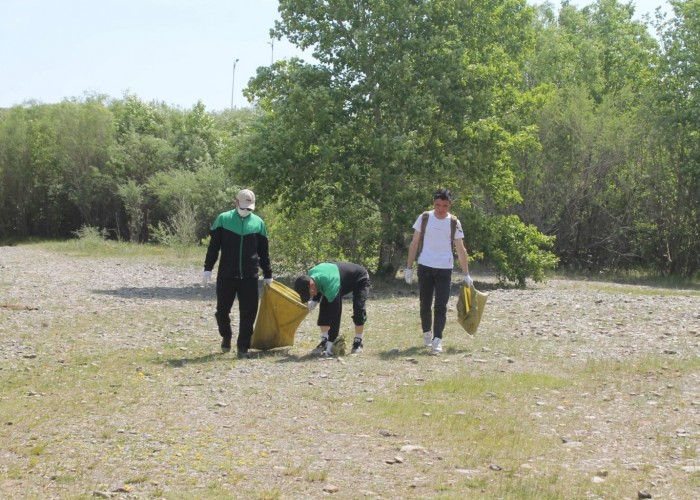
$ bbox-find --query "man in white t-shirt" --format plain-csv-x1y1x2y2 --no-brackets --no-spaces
404,188,472,355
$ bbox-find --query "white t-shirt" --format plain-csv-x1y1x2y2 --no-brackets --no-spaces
413,210,464,269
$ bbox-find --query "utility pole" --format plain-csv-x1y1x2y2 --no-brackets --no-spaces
231,58,239,110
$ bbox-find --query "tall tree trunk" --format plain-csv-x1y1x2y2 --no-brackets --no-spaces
376,212,405,277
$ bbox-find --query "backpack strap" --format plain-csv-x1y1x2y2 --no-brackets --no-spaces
417,211,430,256
418,212,459,256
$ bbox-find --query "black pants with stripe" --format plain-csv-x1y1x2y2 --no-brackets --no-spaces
215,278,259,351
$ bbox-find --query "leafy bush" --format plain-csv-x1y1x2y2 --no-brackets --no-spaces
147,164,237,241
149,202,198,256
72,225,108,242
71,225,110,251
463,211,558,287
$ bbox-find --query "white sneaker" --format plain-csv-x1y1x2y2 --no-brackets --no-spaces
431,337,443,355
423,331,433,347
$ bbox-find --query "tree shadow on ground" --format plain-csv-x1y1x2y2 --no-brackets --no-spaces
377,345,471,360
272,350,324,364
154,352,224,367
91,285,215,301
377,346,425,360
91,276,506,303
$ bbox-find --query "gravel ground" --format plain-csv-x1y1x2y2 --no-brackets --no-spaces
1,245,699,499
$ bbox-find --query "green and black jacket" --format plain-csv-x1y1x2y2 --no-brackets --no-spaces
204,210,272,280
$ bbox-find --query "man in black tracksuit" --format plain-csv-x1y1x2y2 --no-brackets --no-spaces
203,189,272,358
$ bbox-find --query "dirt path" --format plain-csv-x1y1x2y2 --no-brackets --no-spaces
1,246,698,499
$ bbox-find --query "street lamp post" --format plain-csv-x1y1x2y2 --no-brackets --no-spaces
231,58,239,110
268,38,274,65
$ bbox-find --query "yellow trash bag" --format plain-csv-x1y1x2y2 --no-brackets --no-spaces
330,334,347,356
456,283,488,335
251,280,308,350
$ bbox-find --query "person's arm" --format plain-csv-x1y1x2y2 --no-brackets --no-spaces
406,230,421,269
204,226,222,272
454,238,470,281
257,232,272,280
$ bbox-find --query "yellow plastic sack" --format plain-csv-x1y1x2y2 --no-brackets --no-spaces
251,280,308,350
456,283,488,335
331,334,347,356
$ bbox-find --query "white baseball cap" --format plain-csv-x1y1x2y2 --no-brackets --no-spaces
236,189,256,210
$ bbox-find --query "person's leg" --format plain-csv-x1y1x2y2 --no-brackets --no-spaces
236,278,259,354
310,296,332,354
319,295,342,343
312,327,330,354
418,265,435,344
351,278,369,330
351,278,369,352
432,268,453,339
215,280,236,351
317,295,342,355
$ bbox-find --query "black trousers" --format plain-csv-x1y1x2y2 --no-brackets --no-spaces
317,276,370,342
215,278,259,351
418,265,452,339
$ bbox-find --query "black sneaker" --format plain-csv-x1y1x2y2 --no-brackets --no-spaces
312,338,327,355
351,337,363,354
221,336,232,353
237,349,249,359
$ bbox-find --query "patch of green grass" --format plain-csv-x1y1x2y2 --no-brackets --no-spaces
370,372,570,468
4,467,23,480
345,353,698,499
254,488,283,499
30,239,203,269
304,467,329,482
581,355,700,382
479,475,571,500
551,268,700,290
53,474,80,484
589,284,700,296
28,443,47,456
125,474,149,485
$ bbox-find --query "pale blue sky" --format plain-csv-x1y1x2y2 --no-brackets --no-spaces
0,0,670,112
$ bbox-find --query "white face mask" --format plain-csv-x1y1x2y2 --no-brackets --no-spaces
237,207,252,218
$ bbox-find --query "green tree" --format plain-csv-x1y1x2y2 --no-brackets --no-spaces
117,180,145,242
650,0,700,276
50,98,116,229
517,0,661,271
237,0,555,281
0,99,116,238
0,106,37,237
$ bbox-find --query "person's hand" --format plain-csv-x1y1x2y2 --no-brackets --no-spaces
404,268,413,285
264,278,273,286
202,270,212,286
307,300,318,313
464,273,473,287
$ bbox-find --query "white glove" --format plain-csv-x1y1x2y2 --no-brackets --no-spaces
307,300,318,313
264,278,273,286
464,273,473,287
202,270,212,286
404,268,413,285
